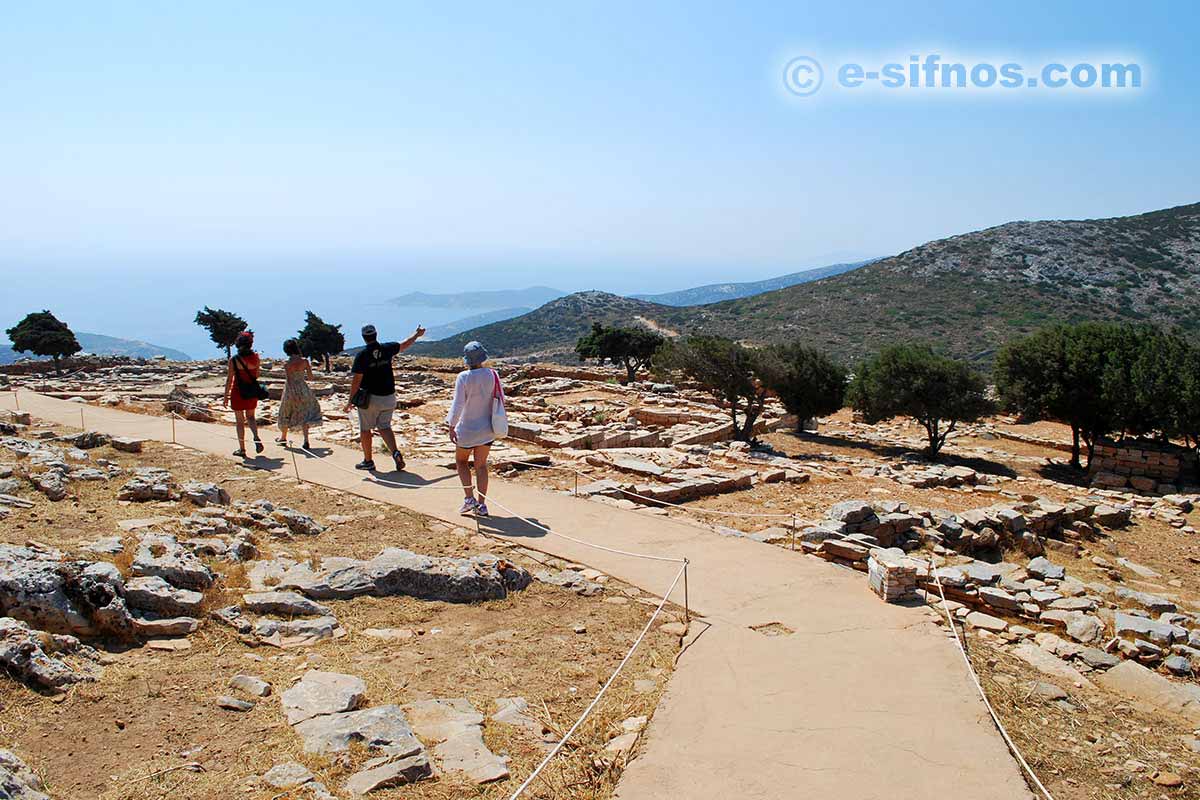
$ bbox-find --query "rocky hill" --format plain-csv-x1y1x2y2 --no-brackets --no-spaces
414,202,1200,363
632,260,870,306
413,291,673,360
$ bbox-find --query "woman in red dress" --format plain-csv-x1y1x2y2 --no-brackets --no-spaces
224,331,264,457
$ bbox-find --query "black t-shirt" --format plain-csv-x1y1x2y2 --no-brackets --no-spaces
352,341,402,396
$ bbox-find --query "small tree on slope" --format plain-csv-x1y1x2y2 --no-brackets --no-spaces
654,336,770,442
576,323,665,383
849,344,992,459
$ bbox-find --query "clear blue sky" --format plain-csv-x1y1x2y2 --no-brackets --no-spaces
2,1,1197,352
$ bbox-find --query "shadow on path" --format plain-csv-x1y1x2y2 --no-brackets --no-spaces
475,513,551,541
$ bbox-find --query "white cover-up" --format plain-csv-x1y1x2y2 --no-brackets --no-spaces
446,367,502,448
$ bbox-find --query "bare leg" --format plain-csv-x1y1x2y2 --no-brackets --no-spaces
474,444,491,502
234,410,247,452
247,413,260,442
455,448,474,499
301,424,310,447
278,425,289,444
377,427,399,455
359,431,373,461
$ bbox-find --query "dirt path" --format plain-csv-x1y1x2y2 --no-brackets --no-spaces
4,391,1035,800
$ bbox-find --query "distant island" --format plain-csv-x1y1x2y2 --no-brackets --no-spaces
631,260,872,306
0,332,192,364
388,287,566,309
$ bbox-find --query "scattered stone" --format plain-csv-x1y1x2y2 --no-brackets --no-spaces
1096,661,1200,724
110,437,144,453
125,576,204,616
0,616,98,691
131,533,215,590
0,749,49,800
242,591,331,618
281,671,367,724
271,549,531,603
1026,681,1067,701
216,695,254,712
344,755,434,796
964,611,1008,632
181,480,230,507
362,627,415,641
230,674,272,697
264,761,315,789
404,697,509,784
117,467,178,502
1026,557,1064,581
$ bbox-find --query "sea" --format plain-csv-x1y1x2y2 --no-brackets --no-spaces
2,265,482,360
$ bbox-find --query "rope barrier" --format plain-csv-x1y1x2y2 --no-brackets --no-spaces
11,389,1052,798
926,563,1057,800
506,458,797,519
506,562,687,800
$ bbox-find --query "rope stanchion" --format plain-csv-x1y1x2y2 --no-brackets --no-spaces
290,448,302,482
927,563,1057,800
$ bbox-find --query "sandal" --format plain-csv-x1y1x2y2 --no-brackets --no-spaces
254,439,264,454
274,437,287,444
232,448,246,458
302,439,311,450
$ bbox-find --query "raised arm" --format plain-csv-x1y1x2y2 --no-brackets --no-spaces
397,325,426,352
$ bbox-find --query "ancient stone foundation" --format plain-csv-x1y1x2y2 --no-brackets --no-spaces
868,552,918,603
1089,440,1185,493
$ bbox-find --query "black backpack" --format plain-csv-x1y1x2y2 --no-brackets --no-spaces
232,357,270,401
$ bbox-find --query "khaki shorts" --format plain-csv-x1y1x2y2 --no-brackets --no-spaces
357,393,397,432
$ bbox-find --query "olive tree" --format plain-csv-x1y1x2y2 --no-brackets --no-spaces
849,344,992,458
654,336,770,442
6,310,81,375
576,323,665,383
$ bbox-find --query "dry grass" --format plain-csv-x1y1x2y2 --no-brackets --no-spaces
969,635,1200,799
0,423,680,800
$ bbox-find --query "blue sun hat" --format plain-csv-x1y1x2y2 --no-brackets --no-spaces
463,341,488,368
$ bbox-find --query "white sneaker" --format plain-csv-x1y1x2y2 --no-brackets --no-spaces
458,498,478,516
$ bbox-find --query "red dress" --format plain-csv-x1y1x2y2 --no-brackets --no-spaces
228,353,262,412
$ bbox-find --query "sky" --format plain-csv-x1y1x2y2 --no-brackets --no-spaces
2,1,1198,355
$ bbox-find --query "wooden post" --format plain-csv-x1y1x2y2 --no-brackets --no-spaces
683,560,690,623
80,405,85,429
11,389,18,411
791,513,797,552
170,413,177,444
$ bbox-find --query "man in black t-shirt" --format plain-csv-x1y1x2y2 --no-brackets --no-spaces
344,323,425,471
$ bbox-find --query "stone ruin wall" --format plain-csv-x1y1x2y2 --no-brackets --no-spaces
1089,440,1188,493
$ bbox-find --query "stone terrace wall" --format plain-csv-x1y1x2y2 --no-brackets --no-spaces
1090,440,1186,493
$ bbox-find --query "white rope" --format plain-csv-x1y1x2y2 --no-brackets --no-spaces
506,458,797,520
927,564,1056,800
507,561,687,800
296,445,688,564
